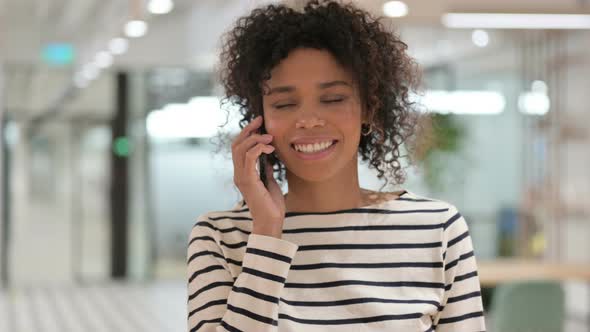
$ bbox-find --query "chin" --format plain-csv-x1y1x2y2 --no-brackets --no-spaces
297,171,337,183
284,161,344,183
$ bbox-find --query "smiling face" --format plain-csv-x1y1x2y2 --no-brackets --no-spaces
261,48,367,182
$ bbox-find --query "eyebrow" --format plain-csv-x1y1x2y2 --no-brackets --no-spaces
265,80,351,96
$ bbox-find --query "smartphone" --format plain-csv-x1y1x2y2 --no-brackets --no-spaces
257,117,269,189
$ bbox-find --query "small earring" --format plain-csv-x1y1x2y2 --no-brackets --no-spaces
361,123,374,136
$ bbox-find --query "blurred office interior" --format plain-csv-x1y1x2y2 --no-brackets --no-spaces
0,0,589,331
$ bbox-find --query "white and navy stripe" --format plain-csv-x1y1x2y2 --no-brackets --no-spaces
187,191,486,331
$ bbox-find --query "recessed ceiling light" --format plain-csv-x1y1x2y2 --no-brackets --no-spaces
471,29,489,47
125,20,148,38
148,0,174,15
383,1,408,18
95,51,113,68
82,64,100,81
109,38,128,55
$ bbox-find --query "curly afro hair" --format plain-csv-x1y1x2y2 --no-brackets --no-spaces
214,0,428,191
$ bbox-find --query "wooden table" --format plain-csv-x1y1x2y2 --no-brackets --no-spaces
478,258,590,287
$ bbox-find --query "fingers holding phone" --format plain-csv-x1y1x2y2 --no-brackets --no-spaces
231,115,286,238
231,116,273,185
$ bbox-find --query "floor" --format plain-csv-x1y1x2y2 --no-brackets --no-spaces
0,281,186,332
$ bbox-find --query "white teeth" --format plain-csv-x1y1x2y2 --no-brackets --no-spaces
294,140,335,153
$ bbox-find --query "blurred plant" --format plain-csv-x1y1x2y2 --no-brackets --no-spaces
419,113,466,193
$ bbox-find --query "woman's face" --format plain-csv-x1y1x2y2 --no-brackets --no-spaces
261,48,365,182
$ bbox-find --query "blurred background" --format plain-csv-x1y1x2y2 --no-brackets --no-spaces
0,0,589,331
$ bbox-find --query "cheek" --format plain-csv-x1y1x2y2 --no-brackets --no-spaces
263,119,290,163
263,118,288,146
337,103,363,133
263,118,281,135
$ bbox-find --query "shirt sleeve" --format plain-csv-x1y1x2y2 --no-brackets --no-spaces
187,217,299,332
433,205,487,332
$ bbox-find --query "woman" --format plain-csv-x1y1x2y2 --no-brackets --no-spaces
187,1,486,331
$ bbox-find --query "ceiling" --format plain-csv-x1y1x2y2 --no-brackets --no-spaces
1,0,589,122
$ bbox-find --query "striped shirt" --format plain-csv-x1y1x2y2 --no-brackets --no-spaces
187,190,486,331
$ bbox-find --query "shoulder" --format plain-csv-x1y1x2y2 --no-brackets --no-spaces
396,191,468,230
410,192,472,243
396,190,458,214
400,193,474,253
188,202,252,244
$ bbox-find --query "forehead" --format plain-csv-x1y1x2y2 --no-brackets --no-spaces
266,48,353,85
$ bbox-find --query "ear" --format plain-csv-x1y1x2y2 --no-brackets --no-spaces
361,105,372,125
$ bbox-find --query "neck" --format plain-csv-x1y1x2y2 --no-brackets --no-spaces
284,160,365,213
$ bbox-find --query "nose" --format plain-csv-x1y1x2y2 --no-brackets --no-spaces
295,112,326,129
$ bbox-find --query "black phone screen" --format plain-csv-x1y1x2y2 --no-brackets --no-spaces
258,119,269,188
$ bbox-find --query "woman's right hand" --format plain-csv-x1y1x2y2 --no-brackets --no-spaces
231,115,286,238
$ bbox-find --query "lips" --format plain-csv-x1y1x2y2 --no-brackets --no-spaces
290,139,338,149
290,137,339,145
291,140,338,160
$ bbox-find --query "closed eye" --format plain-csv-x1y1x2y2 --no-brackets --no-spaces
322,98,344,104
275,104,296,109
275,97,346,109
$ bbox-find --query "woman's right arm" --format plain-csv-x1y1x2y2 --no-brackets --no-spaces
187,113,294,331
187,220,299,332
